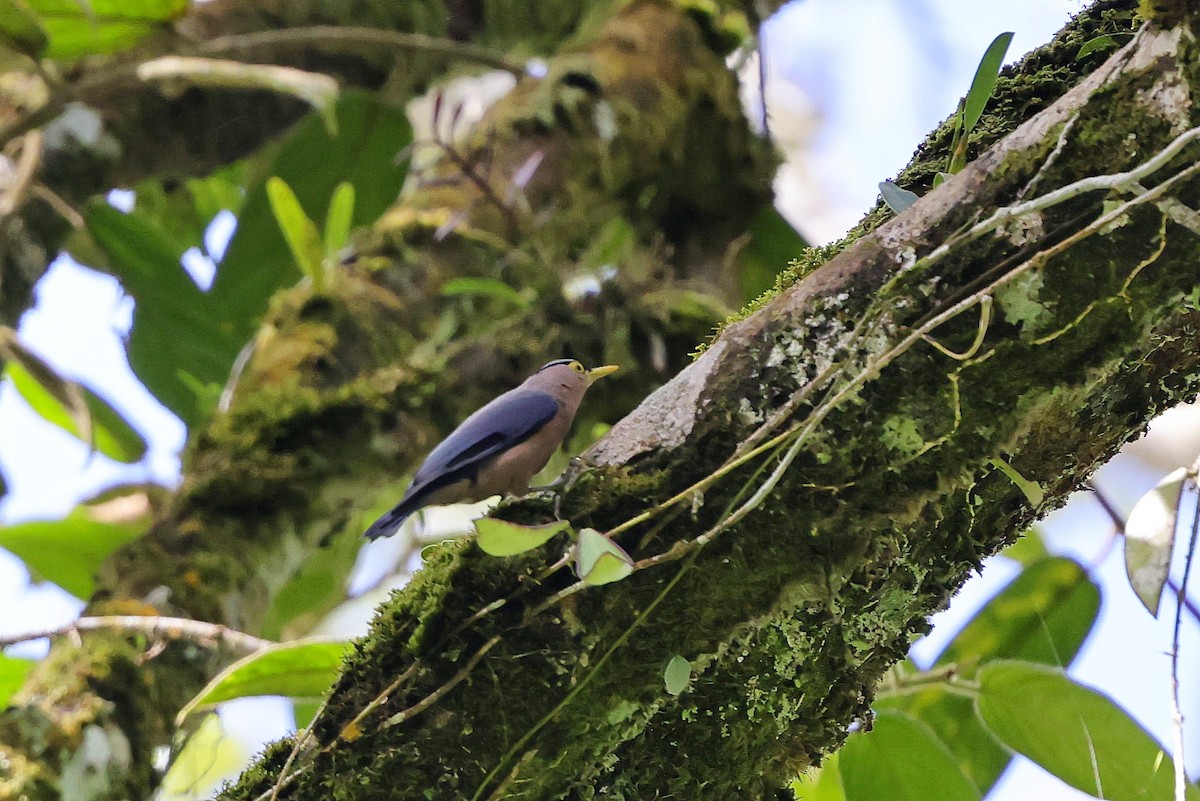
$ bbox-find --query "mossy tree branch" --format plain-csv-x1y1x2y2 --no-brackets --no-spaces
0,4,773,800
210,10,1200,800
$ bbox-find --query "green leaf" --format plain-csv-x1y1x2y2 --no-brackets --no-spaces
962,32,1014,133
879,557,1100,793
87,202,239,425
977,661,1200,801
475,518,570,557
663,655,690,696
323,182,356,258
0,653,35,708
1077,34,1120,60
791,752,846,801
936,557,1100,675
879,181,919,214
840,710,980,801
177,639,351,723
737,206,808,302
5,360,147,463
0,516,142,598
213,91,411,332
28,0,188,59
1123,466,1187,617
259,515,362,640
574,527,633,586
159,714,247,801
266,176,324,285
999,528,1049,565
0,0,47,58
441,277,528,309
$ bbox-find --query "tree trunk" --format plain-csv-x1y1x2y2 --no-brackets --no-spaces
215,5,1200,800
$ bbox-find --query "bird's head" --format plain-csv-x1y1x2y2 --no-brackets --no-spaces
534,359,619,393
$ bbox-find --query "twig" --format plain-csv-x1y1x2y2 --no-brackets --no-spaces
1171,474,1200,801
381,636,500,728
0,614,272,653
198,26,524,75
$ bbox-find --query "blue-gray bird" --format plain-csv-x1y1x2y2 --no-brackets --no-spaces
363,359,619,539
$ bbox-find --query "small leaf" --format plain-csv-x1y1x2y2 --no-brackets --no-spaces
323,182,356,258
977,661,1200,801
840,710,981,801
1077,34,1119,60
177,639,351,724
962,32,1014,133
1123,467,1187,616
441,277,528,308
0,516,143,598
475,518,571,557
574,527,633,586
663,655,691,696
932,171,952,188
0,0,48,58
0,653,35,708
879,180,920,214
988,457,1044,506
266,176,325,286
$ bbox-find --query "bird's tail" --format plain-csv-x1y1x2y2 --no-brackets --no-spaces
362,499,418,540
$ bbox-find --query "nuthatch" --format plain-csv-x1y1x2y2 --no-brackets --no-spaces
363,359,619,539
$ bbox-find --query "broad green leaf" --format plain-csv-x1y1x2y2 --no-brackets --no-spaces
737,206,808,302
0,653,35,708
0,0,47,57
87,202,239,424
977,661,1200,801
574,527,633,586
159,714,247,801
962,32,1014,133
879,181,919,214
1123,467,1187,616
879,557,1099,793
213,91,411,330
441,277,528,308
791,752,847,801
259,515,362,640
323,182,356,257
840,710,980,801
28,0,188,59
5,361,147,463
936,557,1100,675
177,639,351,723
0,516,142,598
266,177,324,283
475,518,570,557
663,655,690,696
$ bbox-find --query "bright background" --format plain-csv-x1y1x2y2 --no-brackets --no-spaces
5,1,1199,798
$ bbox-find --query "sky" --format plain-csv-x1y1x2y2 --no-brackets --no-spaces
4,1,1199,798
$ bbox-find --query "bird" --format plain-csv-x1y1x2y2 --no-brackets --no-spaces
363,359,619,540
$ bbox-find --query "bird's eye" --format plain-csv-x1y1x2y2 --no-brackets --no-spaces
573,362,584,373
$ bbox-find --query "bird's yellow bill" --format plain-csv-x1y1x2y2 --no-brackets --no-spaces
587,364,620,383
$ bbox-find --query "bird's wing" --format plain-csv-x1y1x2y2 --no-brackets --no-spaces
411,390,560,489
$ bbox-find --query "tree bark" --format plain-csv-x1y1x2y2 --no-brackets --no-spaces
209,7,1200,800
